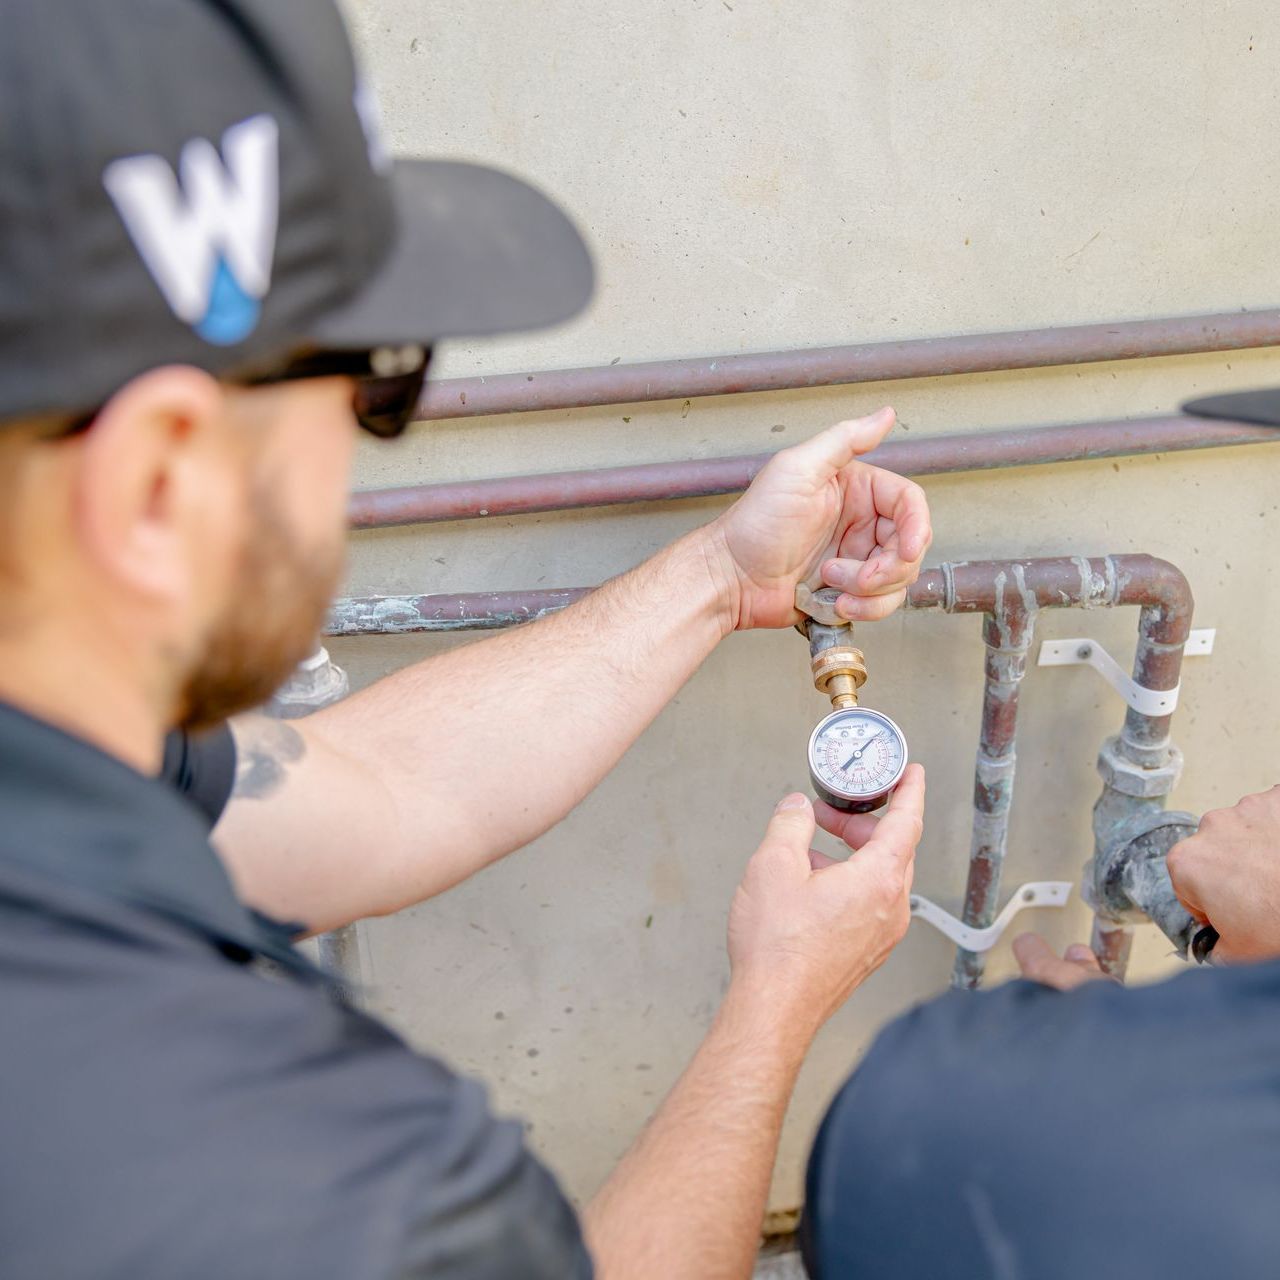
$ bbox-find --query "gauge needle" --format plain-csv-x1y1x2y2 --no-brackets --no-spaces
841,730,884,771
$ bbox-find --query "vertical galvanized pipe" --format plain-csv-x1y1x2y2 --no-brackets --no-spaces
1089,920,1136,977
952,603,1036,989
1088,562,1193,979
1119,611,1182,763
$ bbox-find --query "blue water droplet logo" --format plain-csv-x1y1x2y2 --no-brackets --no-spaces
196,257,261,345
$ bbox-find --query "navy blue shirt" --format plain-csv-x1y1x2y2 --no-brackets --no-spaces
0,702,591,1279
802,963,1280,1279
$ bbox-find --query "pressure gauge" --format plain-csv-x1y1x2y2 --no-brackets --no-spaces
807,707,908,813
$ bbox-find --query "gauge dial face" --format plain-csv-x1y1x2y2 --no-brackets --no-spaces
807,708,908,811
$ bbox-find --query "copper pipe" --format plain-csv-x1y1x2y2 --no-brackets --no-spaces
1090,921,1136,978
348,415,1274,530
951,607,1036,989
910,554,1192,760
418,309,1280,420
326,588,590,637
326,556,1192,640
907,555,1193,987
324,557,1192,987
907,555,1192,633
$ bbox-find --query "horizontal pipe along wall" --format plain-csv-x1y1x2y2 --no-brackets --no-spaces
413,310,1280,420
903,557,1193,986
353,311,1280,533
349,415,1279,530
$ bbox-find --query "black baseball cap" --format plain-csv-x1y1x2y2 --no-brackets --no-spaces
1184,386,1280,427
0,0,593,426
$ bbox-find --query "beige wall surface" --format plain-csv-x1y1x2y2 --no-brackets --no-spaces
336,0,1280,1212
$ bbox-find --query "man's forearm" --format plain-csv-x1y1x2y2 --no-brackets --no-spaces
215,526,737,927
584,982,814,1280
581,770,926,1279
214,410,930,930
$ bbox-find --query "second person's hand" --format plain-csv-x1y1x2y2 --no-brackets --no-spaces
1012,934,1112,991
1167,785,1280,963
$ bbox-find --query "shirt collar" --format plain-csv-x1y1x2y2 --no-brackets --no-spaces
0,698,318,980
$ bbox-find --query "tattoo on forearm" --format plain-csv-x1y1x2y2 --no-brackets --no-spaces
231,717,306,801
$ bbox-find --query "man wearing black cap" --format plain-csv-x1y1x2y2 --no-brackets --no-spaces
0,1,932,1276
797,381,1280,1279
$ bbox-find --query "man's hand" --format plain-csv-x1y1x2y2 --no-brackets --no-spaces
586,765,925,1280
707,407,931,630
727,765,925,1034
1012,933,1111,991
1167,787,1280,963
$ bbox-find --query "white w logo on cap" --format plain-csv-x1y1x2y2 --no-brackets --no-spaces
103,114,279,346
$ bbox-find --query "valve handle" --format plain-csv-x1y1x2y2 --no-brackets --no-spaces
1191,924,1219,964
794,583,846,627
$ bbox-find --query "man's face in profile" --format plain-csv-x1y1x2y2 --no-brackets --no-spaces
178,375,356,729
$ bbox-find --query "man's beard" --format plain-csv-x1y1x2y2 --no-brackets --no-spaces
177,485,345,731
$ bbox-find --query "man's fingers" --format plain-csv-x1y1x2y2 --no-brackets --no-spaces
832,588,907,623
784,408,897,479
832,472,931,569
825,537,918,600
813,800,880,850
882,472,932,566
808,848,841,871
822,473,931,605
1166,836,1208,921
823,555,913,604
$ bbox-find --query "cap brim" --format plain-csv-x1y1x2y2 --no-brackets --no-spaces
312,159,593,350
1183,387,1280,427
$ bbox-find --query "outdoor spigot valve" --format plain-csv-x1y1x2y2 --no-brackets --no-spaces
1087,810,1220,964
795,584,869,710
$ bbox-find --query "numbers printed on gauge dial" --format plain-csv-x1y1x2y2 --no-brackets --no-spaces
807,707,908,813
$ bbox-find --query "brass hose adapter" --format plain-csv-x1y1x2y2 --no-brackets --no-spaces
796,584,868,711
811,639,867,709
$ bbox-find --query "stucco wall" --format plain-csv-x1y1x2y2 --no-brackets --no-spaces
335,0,1280,1212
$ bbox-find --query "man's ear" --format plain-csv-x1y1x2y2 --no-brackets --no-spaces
71,366,233,605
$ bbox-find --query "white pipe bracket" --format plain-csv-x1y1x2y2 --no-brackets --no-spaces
1036,629,1215,716
909,881,1074,952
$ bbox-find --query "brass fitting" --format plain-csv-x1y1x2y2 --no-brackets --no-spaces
811,643,868,710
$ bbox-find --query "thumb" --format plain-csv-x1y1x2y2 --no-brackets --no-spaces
759,793,818,872
1013,934,1110,991
859,764,926,868
785,407,896,479
1012,932,1066,984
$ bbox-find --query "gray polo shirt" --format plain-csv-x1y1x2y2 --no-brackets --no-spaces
0,700,591,1279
